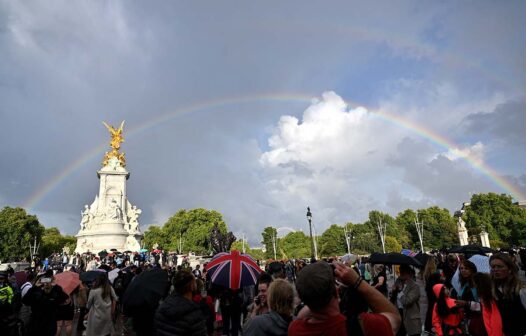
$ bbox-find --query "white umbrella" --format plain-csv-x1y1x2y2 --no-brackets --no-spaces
108,268,120,284
468,254,490,274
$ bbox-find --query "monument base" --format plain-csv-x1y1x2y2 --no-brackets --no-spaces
75,231,143,254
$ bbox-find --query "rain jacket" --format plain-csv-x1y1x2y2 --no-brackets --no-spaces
432,284,464,336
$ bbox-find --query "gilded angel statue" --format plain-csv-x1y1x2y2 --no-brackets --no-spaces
103,121,125,150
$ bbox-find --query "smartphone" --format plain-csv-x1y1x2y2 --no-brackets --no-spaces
255,297,261,305
41,277,52,284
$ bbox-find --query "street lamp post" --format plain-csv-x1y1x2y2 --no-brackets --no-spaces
306,207,315,261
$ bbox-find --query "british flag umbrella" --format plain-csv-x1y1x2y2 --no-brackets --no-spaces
205,250,262,290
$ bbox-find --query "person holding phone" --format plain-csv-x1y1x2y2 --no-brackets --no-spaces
23,271,68,336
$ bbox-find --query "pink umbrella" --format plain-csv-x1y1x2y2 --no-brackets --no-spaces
14,271,27,287
54,272,80,295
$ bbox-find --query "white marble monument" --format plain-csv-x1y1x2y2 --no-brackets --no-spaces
75,121,143,253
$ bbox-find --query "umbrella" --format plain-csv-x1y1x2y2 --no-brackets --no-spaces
123,250,132,254
110,249,118,252
139,248,148,253
98,250,108,258
108,268,120,284
447,244,494,255
369,252,422,267
468,254,490,274
80,270,106,283
451,254,491,294
98,264,111,271
414,253,431,268
122,268,168,312
205,250,262,290
14,271,27,287
54,272,80,295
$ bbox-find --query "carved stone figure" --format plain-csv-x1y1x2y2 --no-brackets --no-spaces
128,205,141,232
81,205,92,230
107,199,123,221
125,235,140,251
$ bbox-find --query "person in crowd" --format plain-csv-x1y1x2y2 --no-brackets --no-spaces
219,287,243,336
371,264,388,297
86,273,117,336
192,278,214,336
75,281,88,332
390,265,421,336
443,255,459,291
289,261,400,336
192,264,202,280
432,283,464,336
423,256,443,333
23,271,69,336
155,269,207,336
489,253,526,336
248,272,272,317
243,278,294,336
0,271,15,331
56,279,75,336
456,273,503,336
268,261,286,280
454,259,485,335
18,271,34,333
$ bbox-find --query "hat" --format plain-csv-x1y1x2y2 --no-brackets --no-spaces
295,262,336,311
433,283,444,298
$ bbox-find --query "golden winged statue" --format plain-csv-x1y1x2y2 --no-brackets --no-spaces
102,121,126,167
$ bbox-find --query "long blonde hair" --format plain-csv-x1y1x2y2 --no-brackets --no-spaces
423,257,437,283
267,279,294,316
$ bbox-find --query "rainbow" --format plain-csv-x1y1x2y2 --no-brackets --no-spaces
23,93,526,210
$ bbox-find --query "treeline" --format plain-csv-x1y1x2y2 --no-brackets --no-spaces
1,193,524,261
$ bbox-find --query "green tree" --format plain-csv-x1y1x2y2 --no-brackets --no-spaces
319,224,346,257
0,207,45,261
162,208,228,254
142,225,167,250
464,193,526,247
385,236,402,252
418,206,457,249
351,223,380,254
261,227,278,259
364,211,410,251
279,231,310,259
230,241,265,261
40,227,76,258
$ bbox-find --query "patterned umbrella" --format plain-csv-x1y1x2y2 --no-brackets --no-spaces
205,250,262,290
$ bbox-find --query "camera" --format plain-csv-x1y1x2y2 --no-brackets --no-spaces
41,277,52,284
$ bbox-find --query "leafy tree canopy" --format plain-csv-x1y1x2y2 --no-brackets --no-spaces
261,226,278,259
0,206,45,261
279,231,311,259
40,227,76,258
319,224,346,257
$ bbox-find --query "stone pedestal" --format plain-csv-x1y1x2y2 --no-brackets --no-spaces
75,157,143,253
480,231,490,248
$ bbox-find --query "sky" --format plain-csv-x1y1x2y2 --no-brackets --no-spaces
1,1,525,246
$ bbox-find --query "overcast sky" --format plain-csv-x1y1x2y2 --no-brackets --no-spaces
1,1,525,246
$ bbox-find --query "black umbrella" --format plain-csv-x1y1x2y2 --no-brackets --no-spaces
122,268,169,313
369,252,422,267
80,270,106,283
98,264,111,271
414,253,431,268
447,244,494,255
98,250,108,258
110,249,118,252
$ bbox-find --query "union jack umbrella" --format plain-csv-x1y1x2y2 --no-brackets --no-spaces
205,250,262,290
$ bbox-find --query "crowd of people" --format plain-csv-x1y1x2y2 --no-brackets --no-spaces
0,248,524,336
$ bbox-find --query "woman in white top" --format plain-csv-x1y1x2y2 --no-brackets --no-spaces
86,273,117,336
